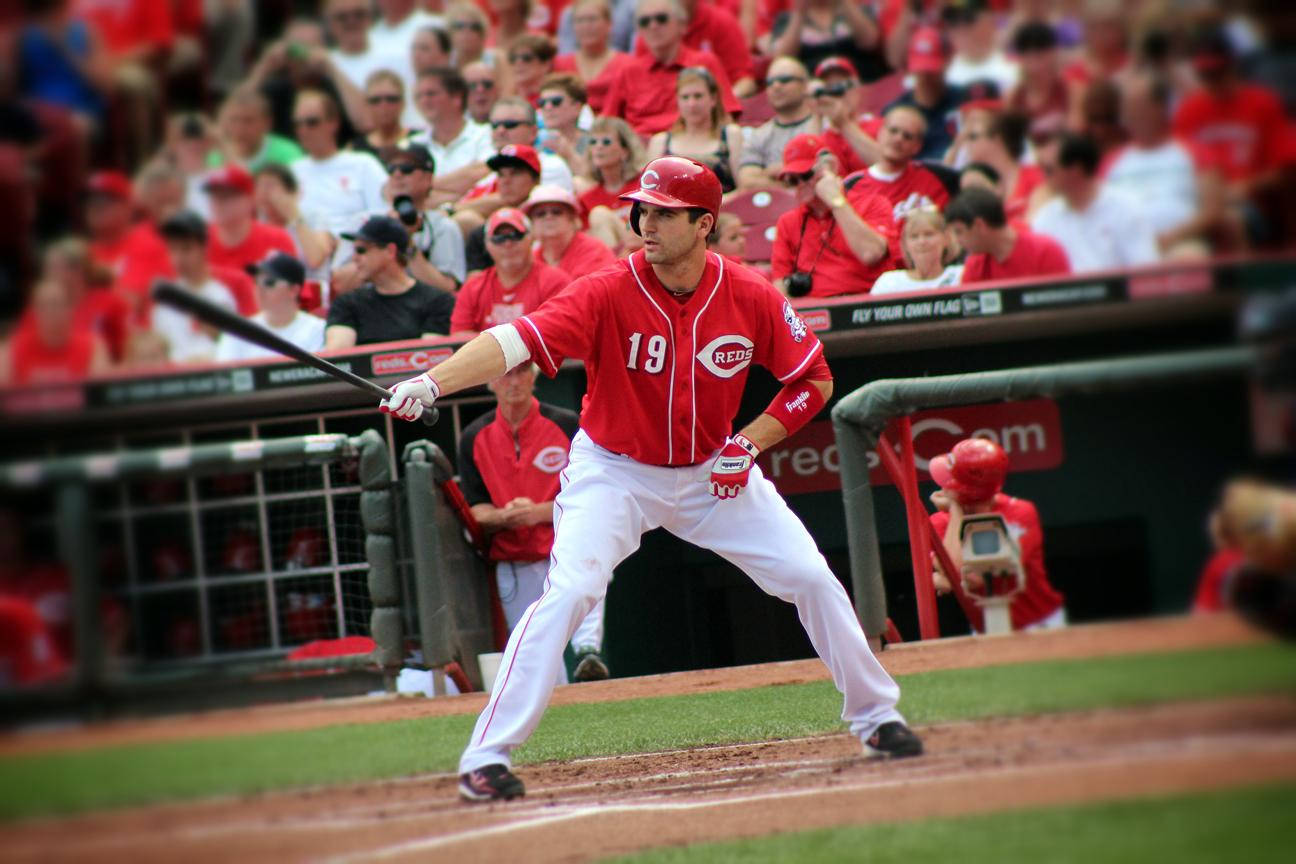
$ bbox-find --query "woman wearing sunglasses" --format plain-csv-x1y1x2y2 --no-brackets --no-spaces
350,70,413,156
645,67,742,195
576,117,645,253
551,0,630,115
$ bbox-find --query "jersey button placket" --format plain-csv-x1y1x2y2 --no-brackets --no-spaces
674,310,693,462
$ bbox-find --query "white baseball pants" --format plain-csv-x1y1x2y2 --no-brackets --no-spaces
496,559,607,686
459,431,904,774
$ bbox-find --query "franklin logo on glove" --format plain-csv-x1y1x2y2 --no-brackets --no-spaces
709,434,761,499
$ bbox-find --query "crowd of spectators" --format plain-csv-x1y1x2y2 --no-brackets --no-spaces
2,0,1291,386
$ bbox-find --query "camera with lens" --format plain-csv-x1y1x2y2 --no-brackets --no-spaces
957,513,1025,634
786,271,814,298
392,194,420,228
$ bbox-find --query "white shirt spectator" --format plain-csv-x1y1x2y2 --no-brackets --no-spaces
946,53,1019,96
410,120,494,175
329,46,421,128
291,151,391,234
153,280,238,363
871,264,964,295
1101,140,1200,237
369,9,444,58
1030,188,1160,273
215,311,326,363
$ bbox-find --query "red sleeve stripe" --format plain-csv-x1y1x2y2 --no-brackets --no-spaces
778,340,824,382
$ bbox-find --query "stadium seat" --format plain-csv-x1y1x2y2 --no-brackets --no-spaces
723,188,796,266
738,89,773,127
859,72,906,116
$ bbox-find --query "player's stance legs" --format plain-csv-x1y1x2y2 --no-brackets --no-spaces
496,561,608,685
459,435,664,799
672,462,920,755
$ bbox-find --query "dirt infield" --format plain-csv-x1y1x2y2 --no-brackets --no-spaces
2,615,1292,864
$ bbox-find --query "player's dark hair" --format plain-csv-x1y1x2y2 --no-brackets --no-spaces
688,207,717,238
961,161,1000,186
1057,131,1101,176
946,186,1006,229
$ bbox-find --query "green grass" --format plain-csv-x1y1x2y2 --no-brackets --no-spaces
1,643,1293,821
605,782,1296,864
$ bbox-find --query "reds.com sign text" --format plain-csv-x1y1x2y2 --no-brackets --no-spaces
755,399,1064,496
370,347,454,376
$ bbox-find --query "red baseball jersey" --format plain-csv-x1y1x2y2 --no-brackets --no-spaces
512,251,829,467
602,46,742,135
1171,84,1286,182
535,231,617,280
930,494,1065,632
960,229,1071,283
633,2,753,85
450,260,570,333
847,162,950,229
552,52,634,115
7,328,97,386
206,222,296,278
458,399,580,562
770,195,898,296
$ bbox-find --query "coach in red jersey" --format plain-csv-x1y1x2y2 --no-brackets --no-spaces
770,134,896,297
458,363,609,683
846,106,950,230
945,186,1070,283
381,155,921,803
927,438,1066,633
450,208,570,338
523,185,616,280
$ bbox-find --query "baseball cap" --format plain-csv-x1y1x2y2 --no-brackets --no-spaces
487,143,542,177
908,26,949,74
383,141,436,172
1192,29,1234,74
203,163,255,196
245,251,306,286
87,171,132,200
780,134,829,177
1011,21,1058,54
341,215,409,254
521,184,578,215
813,56,857,80
158,209,208,241
487,207,531,236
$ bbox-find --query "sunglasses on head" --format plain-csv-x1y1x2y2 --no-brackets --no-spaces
367,94,402,105
488,230,526,245
637,12,670,28
293,116,325,128
387,164,421,175
492,119,528,130
766,74,806,86
537,95,566,108
784,171,815,187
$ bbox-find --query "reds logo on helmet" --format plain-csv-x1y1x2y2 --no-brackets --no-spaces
640,169,661,190
532,446,568,473
696,335,754,379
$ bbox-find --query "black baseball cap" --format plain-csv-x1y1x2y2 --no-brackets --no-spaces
245,251,306,286
1011,21,1058,53
942,0,987,24
341,215,409,254
384,141,436,172
159,209,208,241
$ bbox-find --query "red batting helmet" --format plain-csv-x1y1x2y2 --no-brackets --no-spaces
620,156,722,237
929,437,1009,505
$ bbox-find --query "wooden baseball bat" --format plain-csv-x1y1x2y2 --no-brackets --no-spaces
151,281,439,426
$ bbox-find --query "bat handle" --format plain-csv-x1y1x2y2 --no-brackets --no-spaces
422,406,439,427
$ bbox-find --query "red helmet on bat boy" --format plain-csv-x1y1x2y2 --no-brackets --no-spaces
929,437,1009,505
621,156,723,237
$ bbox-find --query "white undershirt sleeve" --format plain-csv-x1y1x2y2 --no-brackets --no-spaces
485,323,532,371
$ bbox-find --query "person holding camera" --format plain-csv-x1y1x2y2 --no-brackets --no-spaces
811,57,883,175
928,437,1066,634
382,142,466,293
770,134,895,298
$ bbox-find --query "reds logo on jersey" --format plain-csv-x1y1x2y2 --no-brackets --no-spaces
783,301,808,343
696,334,754,378
893,192,938,223
532,445,568,473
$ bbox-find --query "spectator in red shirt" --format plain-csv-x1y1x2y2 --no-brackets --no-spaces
1006,21,1068,133
84,171,170,318
634,0,756,97
4,278,110,386
523,184,616,279
451,207,569,337
553,0,632,114
770,134,894,297
946,185,1070,283
846,105,951,232
204,163,296,304
1172,30,1287,200
958,108,1045,223
601,0,741,136
810,57,883,176
43,237,132,363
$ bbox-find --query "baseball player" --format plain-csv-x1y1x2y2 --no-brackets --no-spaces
381,156,922,803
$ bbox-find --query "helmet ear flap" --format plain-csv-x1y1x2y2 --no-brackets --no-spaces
629,200,642,237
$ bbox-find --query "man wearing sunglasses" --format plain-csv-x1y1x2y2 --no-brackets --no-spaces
216,252,324,363
536,74,592,179
450,208,568,339
408,68,495,207
738,57,819,190
630,0,755,97
290,90,391,240
380,155,922,803
770,134,895,297
812,56,882,176
382,143,466,293
487,99,575,193
602,0,740,135
324,215,456,349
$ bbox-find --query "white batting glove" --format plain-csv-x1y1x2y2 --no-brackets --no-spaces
380,372,440,422
709,434,760,499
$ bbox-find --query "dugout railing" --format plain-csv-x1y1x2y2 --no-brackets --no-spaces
831,345,1260,641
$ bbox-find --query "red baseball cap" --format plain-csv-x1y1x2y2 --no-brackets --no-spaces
908,26,949,74
487,144,542,177
487,207,531,235
780,134,829,177
814,56,857,80
87,171,132,200
203,163,255,196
